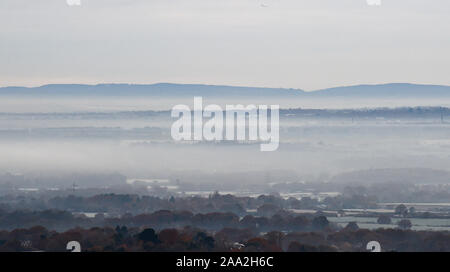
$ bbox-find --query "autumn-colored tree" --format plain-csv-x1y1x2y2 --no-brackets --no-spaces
138,228,159,243
287,241,318,252
158,229,179,245
245,237,282,252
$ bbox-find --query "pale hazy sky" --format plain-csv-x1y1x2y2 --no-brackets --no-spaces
0,0,449,90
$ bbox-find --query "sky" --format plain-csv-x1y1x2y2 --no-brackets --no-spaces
0,0,449,90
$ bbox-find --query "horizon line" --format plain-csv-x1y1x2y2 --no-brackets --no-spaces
1,81,450,93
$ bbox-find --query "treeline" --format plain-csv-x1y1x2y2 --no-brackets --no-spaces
1,225,449,252
282,106,450,119
0,208,333,233
0,192,378,216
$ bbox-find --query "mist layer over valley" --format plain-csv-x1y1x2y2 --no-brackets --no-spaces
0,84,449,196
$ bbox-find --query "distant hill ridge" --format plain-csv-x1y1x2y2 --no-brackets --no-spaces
1,83,449,98
312,83,450,97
